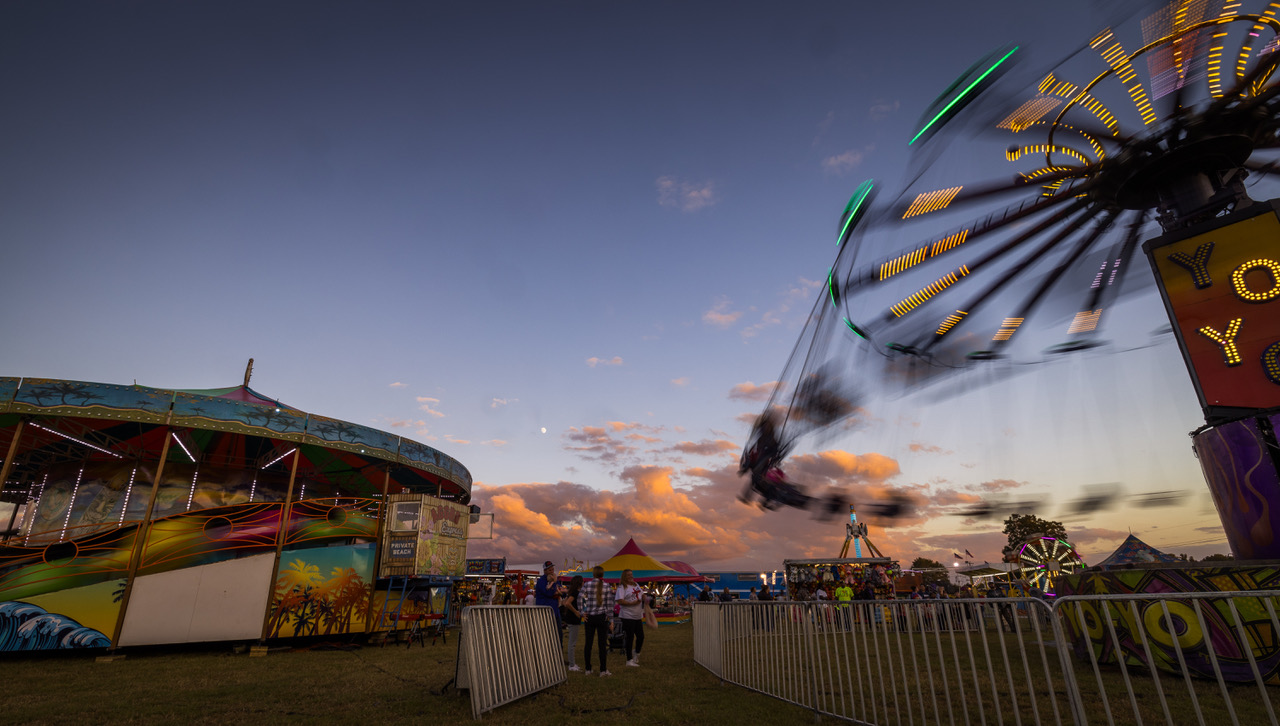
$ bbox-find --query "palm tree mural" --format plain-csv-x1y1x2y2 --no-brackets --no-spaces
239,407,300,433
24,382,106,407
311,421,364,445
268,559,371,638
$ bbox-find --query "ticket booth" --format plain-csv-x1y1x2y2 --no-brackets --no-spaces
379,492,471,578
375,493,474,635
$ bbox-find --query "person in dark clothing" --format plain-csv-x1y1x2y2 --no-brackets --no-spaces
697,585,713,602
578,566,613,677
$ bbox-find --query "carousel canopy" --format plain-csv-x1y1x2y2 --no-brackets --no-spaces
562,538,708,583
1096,534,1178,569
0,376,472,499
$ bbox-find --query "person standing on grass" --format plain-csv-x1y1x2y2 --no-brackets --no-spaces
616,569,646,667
579,566,613,677
561,575,584,671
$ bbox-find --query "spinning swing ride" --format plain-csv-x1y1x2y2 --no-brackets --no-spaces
743,0,1280,563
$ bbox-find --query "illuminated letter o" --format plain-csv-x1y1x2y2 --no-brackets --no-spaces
1232,259,1280,303
1264,341,1280,386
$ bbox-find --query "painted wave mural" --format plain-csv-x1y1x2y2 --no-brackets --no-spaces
0,601,110,650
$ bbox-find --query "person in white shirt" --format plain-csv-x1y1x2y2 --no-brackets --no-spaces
615,569,646,667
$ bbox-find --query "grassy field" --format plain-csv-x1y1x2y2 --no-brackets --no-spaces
4,616,1276,725
0,624,822,725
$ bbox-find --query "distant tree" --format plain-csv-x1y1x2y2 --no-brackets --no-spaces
1175,553,1196,562
1002,513,1068,558
1202,553,1235,562
910,557,950,587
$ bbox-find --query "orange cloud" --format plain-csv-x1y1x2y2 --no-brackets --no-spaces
670,439,738,456
702,298,742,328
469,445,975,569
728,381,779,401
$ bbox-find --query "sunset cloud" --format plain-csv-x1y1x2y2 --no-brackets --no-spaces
670,439,738,456
389,382,408,388
728,381,779,402
465,444,992,568
388,418,427,429
656,175,717,212
702,297,742,328
586,356,624,368
491,397,517,409
563,425,638,463
908,442,951,454
822,146,874,175
416,396,446,418
671,377,691,387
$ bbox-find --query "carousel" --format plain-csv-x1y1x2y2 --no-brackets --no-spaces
0,370,475,651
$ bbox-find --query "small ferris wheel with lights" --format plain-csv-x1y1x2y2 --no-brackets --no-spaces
1016,534,1084,592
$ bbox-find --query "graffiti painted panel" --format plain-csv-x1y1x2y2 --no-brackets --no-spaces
417,500,469,577
1057,564,1280,684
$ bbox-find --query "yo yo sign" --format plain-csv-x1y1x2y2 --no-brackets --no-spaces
1147,204,1280,415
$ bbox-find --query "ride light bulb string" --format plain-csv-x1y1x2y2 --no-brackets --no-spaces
171,432,196,463
265,449,296,468
28,422,121,458
61,466,84,541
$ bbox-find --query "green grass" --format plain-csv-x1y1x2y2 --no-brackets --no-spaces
0,624,822,725
4,615,1276,725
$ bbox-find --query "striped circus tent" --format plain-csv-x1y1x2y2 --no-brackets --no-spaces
562,538,707,583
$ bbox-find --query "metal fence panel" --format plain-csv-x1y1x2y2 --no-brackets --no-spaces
457,605,565,719
695,591,1280,725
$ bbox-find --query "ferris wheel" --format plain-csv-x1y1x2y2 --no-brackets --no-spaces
757,0,1280,449
1016,534,1084,592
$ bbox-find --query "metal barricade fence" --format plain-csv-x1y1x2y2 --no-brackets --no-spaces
456,605,565,719
695,591,1280,726
1053,590,1280,726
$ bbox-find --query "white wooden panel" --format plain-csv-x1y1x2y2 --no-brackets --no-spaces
117,553,275,646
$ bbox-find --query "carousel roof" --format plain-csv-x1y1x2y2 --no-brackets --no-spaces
0,376,471,498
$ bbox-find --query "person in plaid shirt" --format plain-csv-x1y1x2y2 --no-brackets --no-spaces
578,565,613,676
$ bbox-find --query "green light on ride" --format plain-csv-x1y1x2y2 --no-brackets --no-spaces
843,318,866,339
909,46,1019,146
828,268,840,309
837,180,874,246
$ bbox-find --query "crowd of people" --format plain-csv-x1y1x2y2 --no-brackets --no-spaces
530,561,662,677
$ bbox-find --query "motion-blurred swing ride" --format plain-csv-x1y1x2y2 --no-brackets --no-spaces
741,0,1280,565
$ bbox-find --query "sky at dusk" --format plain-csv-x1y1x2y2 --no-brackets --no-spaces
0,2,1235,572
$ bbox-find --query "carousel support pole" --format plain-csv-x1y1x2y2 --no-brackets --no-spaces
365,465,394,634
260,446,302,643
109,426,173,650
0,419,25,542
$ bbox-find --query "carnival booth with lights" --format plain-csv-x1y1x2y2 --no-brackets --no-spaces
784,557,900,599
0,374,480,651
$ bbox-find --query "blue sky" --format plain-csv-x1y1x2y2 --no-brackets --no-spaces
0,1,1235,570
